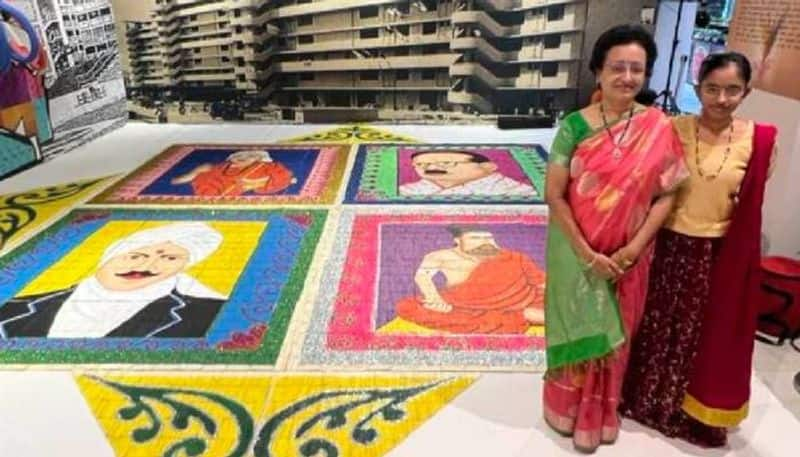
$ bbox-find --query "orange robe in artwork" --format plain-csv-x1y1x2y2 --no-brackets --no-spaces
191,162,294,197
395,250,545,334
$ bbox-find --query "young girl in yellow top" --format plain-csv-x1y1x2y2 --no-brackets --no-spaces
621,52,778,447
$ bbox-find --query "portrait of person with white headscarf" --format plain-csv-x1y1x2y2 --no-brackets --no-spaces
0,222,228,339
170,149,297,197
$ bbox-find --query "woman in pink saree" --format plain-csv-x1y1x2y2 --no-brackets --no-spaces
542,25,689,453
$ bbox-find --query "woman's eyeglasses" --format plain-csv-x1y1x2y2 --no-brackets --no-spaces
604,61,646,75
698,84,745,98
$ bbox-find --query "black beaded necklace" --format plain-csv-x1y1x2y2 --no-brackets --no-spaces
694,116,734,181
599,103,635,160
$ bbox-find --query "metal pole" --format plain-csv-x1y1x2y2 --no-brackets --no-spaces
657,0,685,114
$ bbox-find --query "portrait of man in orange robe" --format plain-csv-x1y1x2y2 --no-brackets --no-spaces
171,149,296,197
395,225,545,334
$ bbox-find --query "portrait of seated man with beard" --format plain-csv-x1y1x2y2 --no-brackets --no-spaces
0,222,227,339
395,225,545,334
399,150,537,197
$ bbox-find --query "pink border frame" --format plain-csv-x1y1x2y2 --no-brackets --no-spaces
104,145,341,203
326,213,548,352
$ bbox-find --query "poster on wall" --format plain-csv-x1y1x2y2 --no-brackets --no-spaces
688,39,726,85
2,0,126,169
727,0,800,101
1,0,50,177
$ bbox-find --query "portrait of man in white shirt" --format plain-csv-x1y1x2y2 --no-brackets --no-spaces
0,222,227,339
399,150,537,197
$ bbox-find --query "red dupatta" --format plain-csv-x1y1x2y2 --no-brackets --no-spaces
682,123,778,427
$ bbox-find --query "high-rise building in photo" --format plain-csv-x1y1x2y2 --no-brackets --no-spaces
59,0,118,62
146,0,277,97
122,0,654,115
125,19,169,89
263,0,586,115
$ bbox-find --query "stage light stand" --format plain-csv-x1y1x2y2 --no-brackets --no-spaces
655,0,687,114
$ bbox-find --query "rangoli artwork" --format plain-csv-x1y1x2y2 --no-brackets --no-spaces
283,124,418,144
90,144,350,206
0,176,114,255
77,373,473,457
345,144,547,204
0,207,326,365
0,125,551,455
296,207,549,371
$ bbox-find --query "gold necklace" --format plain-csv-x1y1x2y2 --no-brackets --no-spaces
694,117,734,181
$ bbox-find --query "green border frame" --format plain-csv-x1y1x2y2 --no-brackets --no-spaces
0,208,327,365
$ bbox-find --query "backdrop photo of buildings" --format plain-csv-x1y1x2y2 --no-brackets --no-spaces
114,0,659,123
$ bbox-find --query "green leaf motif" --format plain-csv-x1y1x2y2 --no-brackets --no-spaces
0,179,104,250
93,377,254,457
253,380,444,457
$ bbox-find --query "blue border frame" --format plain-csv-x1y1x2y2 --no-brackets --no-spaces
0,208,307,351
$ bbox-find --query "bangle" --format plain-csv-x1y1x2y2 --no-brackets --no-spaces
584,253,598,270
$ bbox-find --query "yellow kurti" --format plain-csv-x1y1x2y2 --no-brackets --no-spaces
665,115,755,238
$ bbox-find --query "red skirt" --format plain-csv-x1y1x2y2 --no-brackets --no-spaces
620,229,726,447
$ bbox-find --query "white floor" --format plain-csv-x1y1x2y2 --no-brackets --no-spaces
0,122,798,457
1,350,797,457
